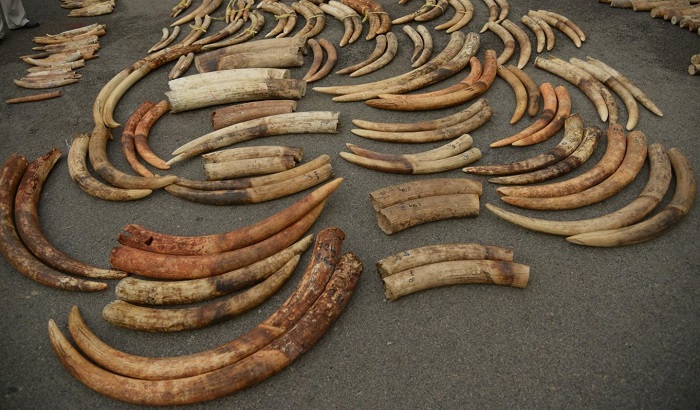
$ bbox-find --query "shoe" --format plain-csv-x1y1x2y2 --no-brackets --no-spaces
19,21,40,29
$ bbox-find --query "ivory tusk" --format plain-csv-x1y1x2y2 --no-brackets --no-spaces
102,257,299,332
14,149,126,280
415,0,450,21
497,123,628,198
485,21,515,65
402,25,424,62
511,85,572,146
340,148,482,175
171,0,222,26
5,90,62,104
258,1,290,38
0,154,107,291
68,133,153,201
168,111,338,164
172,0,192,17
194,37,306,72
292,0,326,39
382,260,529,301
329,0,363,43
133,100,171,170
527,13,555,51
318,2,355,46
193,17,244,46
501,19,531,69
304,38,337,82
120,101,156,178
445,0,475,33
486,143,672,236
346,133,474,162
335,34,387,75
529,10,581,47
520,14,545,53
349,31,398,77
393,56,482,99
168,52,195,79
200,10,265,49
536,9,585,41
375,193,480,234
490,82,557,147
412,25,434,68
149,26,180,53
352,98,488,132
203,146,303,163
33,23,105,44
377,243,515,278
497,64,528,124
392,0,435,24
465,113,584,176
115,236,313,305
118,177,342,254
370,178,482,212
12,77,79,90
303,38,324,80
435,0,466,31
169,68,291,91
566,148,695,246
490,126,602,185
211,100,297,130
204,156,297,180
507,64,539,116
340,0,390,40
480,0,499,31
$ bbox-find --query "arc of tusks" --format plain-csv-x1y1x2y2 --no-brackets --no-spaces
340,134,482,174
485,143,673,236
168,111,340,164
0,154,108,291
48,230,363,406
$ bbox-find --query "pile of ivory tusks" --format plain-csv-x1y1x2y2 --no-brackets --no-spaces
48,227,364,406
378,242,529,301
369,178,482,234
601,0,700,38
0,151,126,292
61,0,115,17
9,23,106,103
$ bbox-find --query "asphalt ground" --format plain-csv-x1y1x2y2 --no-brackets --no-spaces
1,1,699,408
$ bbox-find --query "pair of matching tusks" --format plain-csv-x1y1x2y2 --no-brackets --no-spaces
490,83,571,147
485,19,532,69
370,178,482,234
366,47,497,111
379,242,529,301
0,152,123,292
340,133,482,174
402,25,433,68
226,0,254,22
466,114,590,178
49,228,358,381
334,33,394,75
497,63,539,124
392,0,449,24
169,52,195,79
488,147,696,247
200,10,264,49
149,26,180,53
195,37,307,72
478,0,509,31
302,38,338,82
292,0,326,39
340,0,391,40
171,0,192,17
258,1,298,38
120,100,172,174
319,1,363,46
435,0,475,33
527,10,584,48
168,111,339,164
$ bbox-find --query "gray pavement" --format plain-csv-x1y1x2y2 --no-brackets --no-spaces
1,1,699,408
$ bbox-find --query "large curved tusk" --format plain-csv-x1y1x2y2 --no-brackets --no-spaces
335,34,386,75
484,21,515,65
315,30,465,96
318,2,354,46
303,39,339,82
169,68,291,91
535,56,608,122
204,156,297,180
168,111,338,164
349,31,398,77
258,1,289,38
120,101,156,177
382,259,529,300
511,85,572,146
566,148,695,246
392,56,482,99
570,57,639,130
376,193,480,234
486,143,672,236
490,126,602,185
402,25,424,62
501,19,531,69
529,10,581,47
111,202,324,280
446,0,475,33
292,0,326,39
367,47,495,111
64,227,349,383
479,0,499,31
520,14,545,53
536,9,585,41
211,100,297,130
340,147,482,174
507,64,539,116
494,0,509,22
165,163,333,205
351,104,492,143
343,0,391,40
412,25,434,68
49,251,362,405
436,0,466,31
14,149,125,280
501,130,648,210
302,38,324,80
132,100,171,170
497,123,628,198
115,236,313,305
68,133,153,201
352,98,488,132
172,0,193,17
370,178,482,212
0,154,107,291
490,82,557,147
497,64,528,124
464,113,584,176
119,177,341,254
377,243,514,278
102,257,299,332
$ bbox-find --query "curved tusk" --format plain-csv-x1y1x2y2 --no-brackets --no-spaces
346,133,474,162
536,9,585,41
382,259,529,300
329,1,363,43
14,149,126,280
200,10,265,49
370,178,482,212
0,154,107,291
68,133,153,201
566,148,695,246
300,38,337,82
119,177,341,254
490,126,602,185
120,101,156,177
402,25,424,62
133,100,171,170
302,38,324,80
501,19,531,69
490,82,557,147
497,64,528,124
486,143,672,236
292,0,326,39
258,1,289,38
435,0,466,31
412,25,434,68
506,64,539,116
377,243,515,278
528,13,555,51
520,14,545,53
115,236,313,305
529,10,582,47
497,123,628,198
335,34,386,75
415,0,450,22
102,257,300,332
511,85,572,146
149,26,180,53
393,56,482,99
484,21,515,65
349,31,398,77
352,98,488,132
5,90,62,104
501,130,648,210
465,113,584,176
479,0,499,32
13,77,79,89
375,193,480,234
168,51,195,79
318,2,354,46
446,0,475,32
193,16,244,45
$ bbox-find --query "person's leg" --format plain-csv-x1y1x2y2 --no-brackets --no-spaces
0,0,30,30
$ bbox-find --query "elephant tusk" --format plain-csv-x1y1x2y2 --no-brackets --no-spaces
536,9,585,41
412,24,434,68
445,0,475,33
203,145,303,164
120,101,156,177
370,177,482,212
375,193,480,234
348,31,398,77
497,64,528,124
506,64,539,116
520,14,545,53
510,85,572,146
148,26,180,53
402,25,423,62
168,51,195,79
529,10,581,47
490,82,557,147
335,33,386,74
329,1,363,43
204,155,297,180
501,19,531,69
304,38,337,82
292,0,326,39
211,100,297,130
340,147,482,174
484,21,515,65
132,100,171,170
